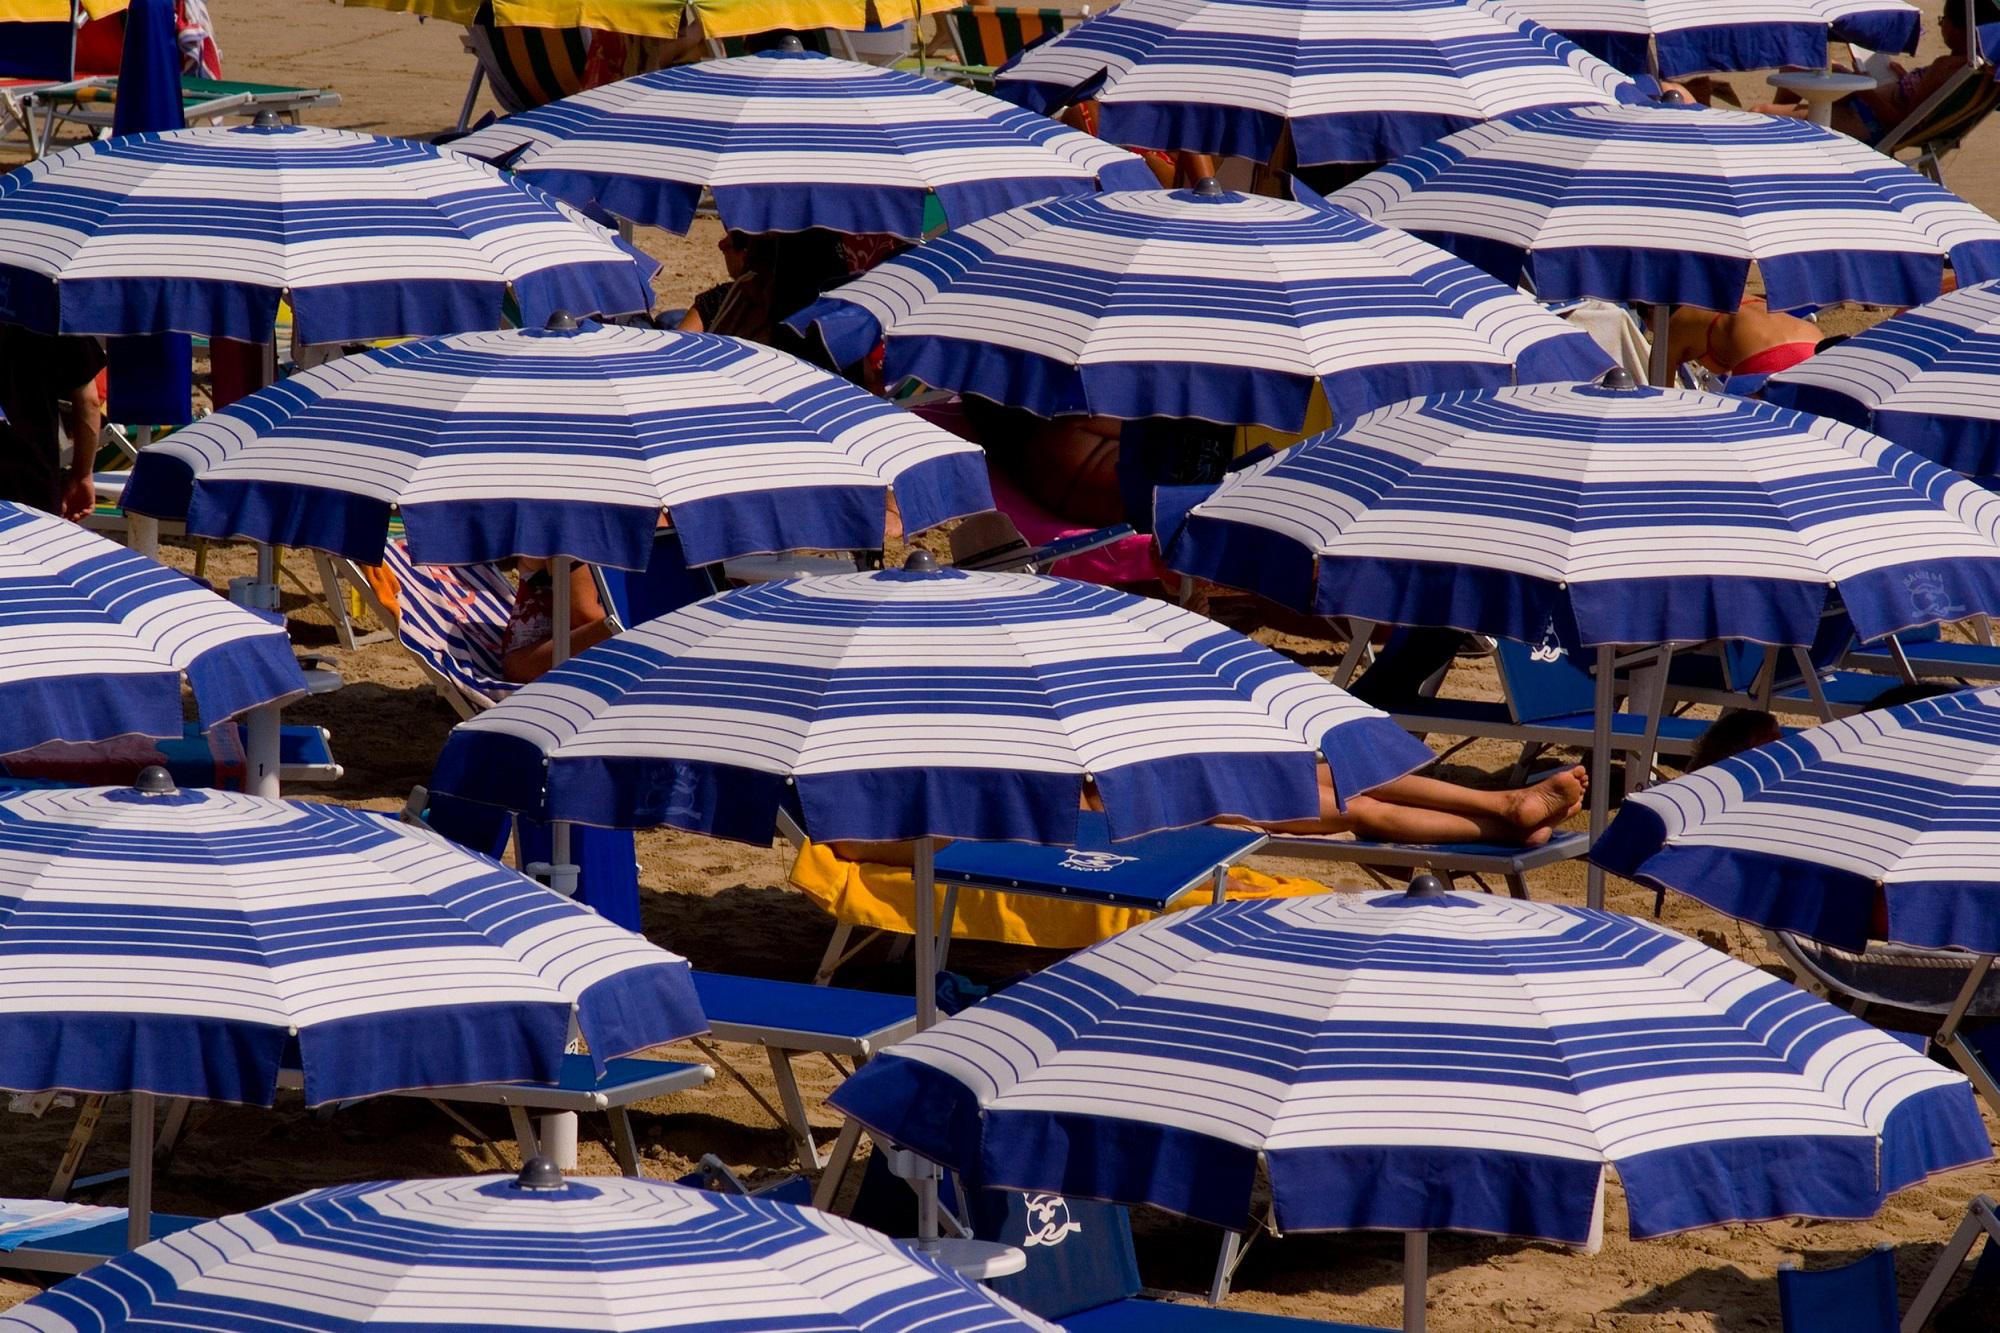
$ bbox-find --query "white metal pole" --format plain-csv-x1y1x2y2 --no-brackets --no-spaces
244,703,281,799
127,1092,155,1250
1403,1232,1428,1333
1586,644,1615,910
914,837,939,1030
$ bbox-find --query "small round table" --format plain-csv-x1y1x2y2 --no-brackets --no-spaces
913,1237,1029,1279
1765,69,1879,128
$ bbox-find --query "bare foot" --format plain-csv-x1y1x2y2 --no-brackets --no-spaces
1503,765,1587,834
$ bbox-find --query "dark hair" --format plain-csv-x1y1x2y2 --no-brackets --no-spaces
1868,681,1963,710
1691,709,1783,770
1944,0,2000,32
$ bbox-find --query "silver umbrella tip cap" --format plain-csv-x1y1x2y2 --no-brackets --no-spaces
545,311,581,332
1600,367,1638,391
252,109,282,128
1405,873,1449,899
514,1157,565,1191
1192,176,1225,198
133,766,178,797
903,549,939,572
776,32,806,51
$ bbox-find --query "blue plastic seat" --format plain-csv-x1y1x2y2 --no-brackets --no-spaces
0,1210,206,1275
931,811,1265,910
1065,1304,1393,1333
691,971,916,1054
1777,1248,1899,1333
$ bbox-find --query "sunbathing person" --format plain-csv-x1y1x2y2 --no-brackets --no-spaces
1753,0,1997,140
828,763,1585,862
1666,302,1823,380
500,557,614,683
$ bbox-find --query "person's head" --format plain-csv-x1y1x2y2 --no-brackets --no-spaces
718,230,772,280
1941,0,2000,54
1867,680,1963,710
1691,709,1783,770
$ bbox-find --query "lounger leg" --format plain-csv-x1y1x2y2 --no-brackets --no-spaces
507,1106,542,1163
1939,956,2000,1112
47,1096,104,1198
1504,872,1530,901
767,1049,825,1171
1901,1196,2000,1333
694,1038,793,1139
813,1118,866,1212
607,1109,642,1178
155,1098,192,1168
814,922,855,986
934,883,958,975
1209,1231,1245,1303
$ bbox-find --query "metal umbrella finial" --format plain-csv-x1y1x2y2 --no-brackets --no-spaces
1600,367,1638,391
1192,176,1225,198
776,32,806,52
513,1156,565,1191
904,549,939,572
252,110,283,128
1405,873,1449,898
133,766,178,796
545,310,580,332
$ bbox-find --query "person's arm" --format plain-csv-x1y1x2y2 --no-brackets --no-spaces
60,373,102,521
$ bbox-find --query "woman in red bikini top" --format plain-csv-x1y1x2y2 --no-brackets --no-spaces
1667,301,1825,380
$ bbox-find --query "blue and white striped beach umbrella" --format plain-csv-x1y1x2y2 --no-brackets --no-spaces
791,187,1612,431
120,320,993,571
0,124,657,345
1330,103,2000,311
0,783,705,1106
1765,281,2000,486
0,503,304,754
0,1170,1055,1332
449,49,1157,238
991,0,1643,168
1503,0,1919,79
1158,380,2000,649
1595,686,2000,955
829,890,1991,1243
427,567,1436,843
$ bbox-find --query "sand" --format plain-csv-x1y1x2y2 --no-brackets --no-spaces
3,5,2000,1326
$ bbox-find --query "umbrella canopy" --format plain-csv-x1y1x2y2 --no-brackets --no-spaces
120,319,993,571
450,50,1159,238
790,187,1612,432
0,124,657,346
829,889,1990,1241
1594,686,2000,954
0,502,304,752
341,0,956,41
1158,380,2000,649
990,0,1643,169
427,566,1436,843
0,782,705,1106
1503,0,1919,78
0,1167,1056,1332
1330,103,2000,311
1765,280,2000,486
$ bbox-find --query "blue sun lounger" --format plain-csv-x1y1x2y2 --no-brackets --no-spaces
1260,831,1588,900
690,971,917,1175
0,1208,205,1276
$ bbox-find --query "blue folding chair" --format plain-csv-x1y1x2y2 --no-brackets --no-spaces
968,1191,1391,1332
1777,1247,1900,1333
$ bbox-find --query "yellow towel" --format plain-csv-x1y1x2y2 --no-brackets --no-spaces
789,839,1334,952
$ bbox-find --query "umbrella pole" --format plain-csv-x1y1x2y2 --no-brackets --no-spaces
1647,306,1673,387
1586,644,1615,910
913,837,939,1030
245,702,281,799
544,556,580,1168
1403,1232,1428,1333
127,1091,155,1250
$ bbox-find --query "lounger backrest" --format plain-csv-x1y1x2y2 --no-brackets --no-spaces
465,19,591,115
1776,1247,1899,1333
1877,61,2000,161
381,538,516,711
968,1190,1143,1319
1719,606,1858,690
948,5,1075,67
1491,637,1596,723
594,528,721,632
